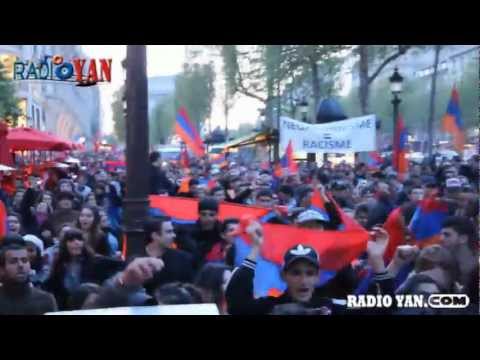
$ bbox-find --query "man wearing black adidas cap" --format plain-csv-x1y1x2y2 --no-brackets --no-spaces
225,222,395,315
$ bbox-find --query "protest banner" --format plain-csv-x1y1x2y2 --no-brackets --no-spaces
279,115,376,154
46,304,220,315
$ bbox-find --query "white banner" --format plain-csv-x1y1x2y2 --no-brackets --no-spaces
280,115,376,154
46,304,220,315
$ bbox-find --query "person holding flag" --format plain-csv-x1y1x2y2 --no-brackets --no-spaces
225,220,395,315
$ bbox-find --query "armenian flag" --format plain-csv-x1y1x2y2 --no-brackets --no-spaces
409,197,449,248
393,115,408,180
366,151,384,171
175,107,205,157
280,140,298,175
442,86,465,153
149,195,369,297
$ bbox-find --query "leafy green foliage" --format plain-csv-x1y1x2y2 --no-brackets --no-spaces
150,94,175,145
0,61,20,126
174,62,215,132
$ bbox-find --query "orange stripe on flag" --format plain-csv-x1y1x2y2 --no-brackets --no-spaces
267,288,282,298
121,235,127,260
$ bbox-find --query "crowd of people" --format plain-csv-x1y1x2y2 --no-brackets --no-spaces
0,148,478,315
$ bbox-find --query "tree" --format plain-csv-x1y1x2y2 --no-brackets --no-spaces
174,62,215,132
150,94,175,145
111,85,125,143
286,45,350,112
0,61,20,126
355,45,412,114
220,45,349,124
457,57,479,131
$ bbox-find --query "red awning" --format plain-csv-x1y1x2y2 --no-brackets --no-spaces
7,127,72,151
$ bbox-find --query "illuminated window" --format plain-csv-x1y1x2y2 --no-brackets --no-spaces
17,99,28,127
0,54,16,80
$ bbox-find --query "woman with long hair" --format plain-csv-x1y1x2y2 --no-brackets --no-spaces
43,228,124,310
75,205,113,257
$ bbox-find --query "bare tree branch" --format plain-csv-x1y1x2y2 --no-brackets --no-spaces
367,45,412,84
236,69,267,103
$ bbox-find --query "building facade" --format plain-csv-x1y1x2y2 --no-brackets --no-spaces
0,45,100,142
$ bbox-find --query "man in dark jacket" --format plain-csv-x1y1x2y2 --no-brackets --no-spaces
138,217,194,296
225,222,395,315
0,237,58,315
149,151,175,195
175,197,223,268
366,181,394,229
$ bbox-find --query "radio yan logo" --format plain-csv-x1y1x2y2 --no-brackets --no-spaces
347,294,470,310
13,55,112,87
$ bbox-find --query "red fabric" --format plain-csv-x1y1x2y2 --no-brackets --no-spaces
150,195,369,271
383,207,406,263
0,122,12,166
285,140,298,174
177,177,191,194
0,200,7,238
1,174,16,196
205,242,227,262
179,148,189,168
7,127,71,151
149,195,270,222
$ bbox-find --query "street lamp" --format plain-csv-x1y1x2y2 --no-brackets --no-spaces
389,67,403,135
298,98,315,163
123,45,150,257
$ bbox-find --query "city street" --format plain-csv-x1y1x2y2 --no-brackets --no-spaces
0,45,478,315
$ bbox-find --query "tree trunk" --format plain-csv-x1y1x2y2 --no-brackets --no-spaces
224,87,229,141
310,57,320,120
427,45,441,157
358,45,370,115
289,87,296,118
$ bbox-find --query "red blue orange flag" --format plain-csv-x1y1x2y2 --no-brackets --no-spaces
149,195,369,296
442,86,465,153
280,140,298,174
175,107,205,157
366,151,383,170
393,115,408,180
409,197,449,248
149,196,368,269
